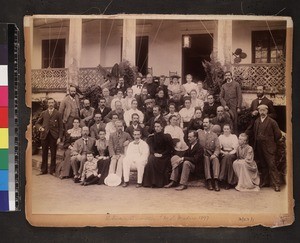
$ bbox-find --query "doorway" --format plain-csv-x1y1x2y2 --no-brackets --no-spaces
182,34,213,83
136,36,149,75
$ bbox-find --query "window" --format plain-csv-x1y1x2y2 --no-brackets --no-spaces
42,39,66,68
252,30,286,63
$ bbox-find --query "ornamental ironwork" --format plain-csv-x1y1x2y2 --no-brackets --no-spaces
233,63,285,93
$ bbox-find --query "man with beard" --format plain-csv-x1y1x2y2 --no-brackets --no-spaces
211,106,233,132
132,76,143,97
250,85,276,120
156,75,169,98
136,87,151,112
247,104,282,192
142,121,174,188
79,99,95,127
103,100,125,124
202,94,220,119
145,105,167,135
220,71,242,133
143,98,155,124
35,98,63,175
198,118,221,191
125,113,146,139
164,131,204,190
143,73,159,99
70,126,96,183
108,120,132,179
101,88,113,108
59,85,80,131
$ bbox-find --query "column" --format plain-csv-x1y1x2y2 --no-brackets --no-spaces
216,20,232,67
68,18,82,87
122,19,136,65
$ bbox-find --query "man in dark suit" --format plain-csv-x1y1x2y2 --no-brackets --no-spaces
164,131,204,190
90,112,106,139
145,105,167,135
35,98,63,175
198,118,221,191
92,98,111,125
70,126,96,183
125,113,146,139
247,104,282,191
211,106,234,132
250,85,276,120
143,73,159,99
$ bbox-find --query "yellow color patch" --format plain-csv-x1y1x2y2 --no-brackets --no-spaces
0,128,8,148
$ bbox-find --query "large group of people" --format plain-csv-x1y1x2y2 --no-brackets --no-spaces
35,71,284,192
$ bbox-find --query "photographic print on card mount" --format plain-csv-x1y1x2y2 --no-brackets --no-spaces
24,14,293,227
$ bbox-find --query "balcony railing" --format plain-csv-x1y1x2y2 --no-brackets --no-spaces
233,63,285,93
31,68,68,92
31,64,286,94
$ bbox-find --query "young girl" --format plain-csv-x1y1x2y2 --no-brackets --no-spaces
233,133,260,191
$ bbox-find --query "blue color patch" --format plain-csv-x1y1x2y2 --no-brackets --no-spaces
0,170,8,190
0,190,8,211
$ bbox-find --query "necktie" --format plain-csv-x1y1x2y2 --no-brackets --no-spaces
49,110,53,116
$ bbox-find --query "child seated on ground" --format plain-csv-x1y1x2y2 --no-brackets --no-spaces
232,133,260,192
80,152,100,186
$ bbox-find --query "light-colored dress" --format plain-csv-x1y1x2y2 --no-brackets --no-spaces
164,125,188,151
233,144,260,191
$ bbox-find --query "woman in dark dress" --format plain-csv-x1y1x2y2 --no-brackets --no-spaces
57,118,82,179
94,129,111,185
155,88,168,115
142,121,174,188
187,107,204,132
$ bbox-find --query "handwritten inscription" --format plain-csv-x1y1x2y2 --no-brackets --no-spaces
238,217,254,222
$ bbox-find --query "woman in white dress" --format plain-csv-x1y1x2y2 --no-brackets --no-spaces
233,133,260,191
164,115,188,154
218,124,239,189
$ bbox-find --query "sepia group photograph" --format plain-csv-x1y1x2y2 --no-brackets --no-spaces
24,14,293,227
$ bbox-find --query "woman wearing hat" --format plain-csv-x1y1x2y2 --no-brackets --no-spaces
168,74,186,98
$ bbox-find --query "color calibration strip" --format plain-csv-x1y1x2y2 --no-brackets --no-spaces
0,24,19,211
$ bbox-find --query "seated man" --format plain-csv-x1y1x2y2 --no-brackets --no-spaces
79,99,95,127
165,131,204,190
211,106,233,132
108,120,132,179
80,152,100,186
70,126,96,183
125,113,146,139
122,129,150,188
103,100,125,123
90,112,106,139
93,97,111,122
198,118,221,191
145,105,167,135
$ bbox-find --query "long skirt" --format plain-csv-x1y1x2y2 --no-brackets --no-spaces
219,154,237,185
142,155,171,188
97,158,111,185
57,149,73,178
233,159,260,191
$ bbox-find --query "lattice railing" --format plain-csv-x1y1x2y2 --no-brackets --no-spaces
31,68,68,92
233,63,285,93
78,67,106,91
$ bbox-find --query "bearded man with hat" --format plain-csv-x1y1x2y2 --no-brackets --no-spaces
247,104,282,192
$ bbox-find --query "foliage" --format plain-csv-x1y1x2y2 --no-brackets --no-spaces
82,85,103,109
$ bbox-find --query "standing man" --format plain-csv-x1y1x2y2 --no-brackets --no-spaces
108,120,132,179
90,112,106,140
79,99,95,127
198,118,221,191
132,76,143,97
35,98,63,175
59,85,81,131
101,88,113,108
165,131,204,190
125,113,146,139
247,104,282,191
220,71,242,133
250,85,276,120
145,105,167,135
122,129,150,188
